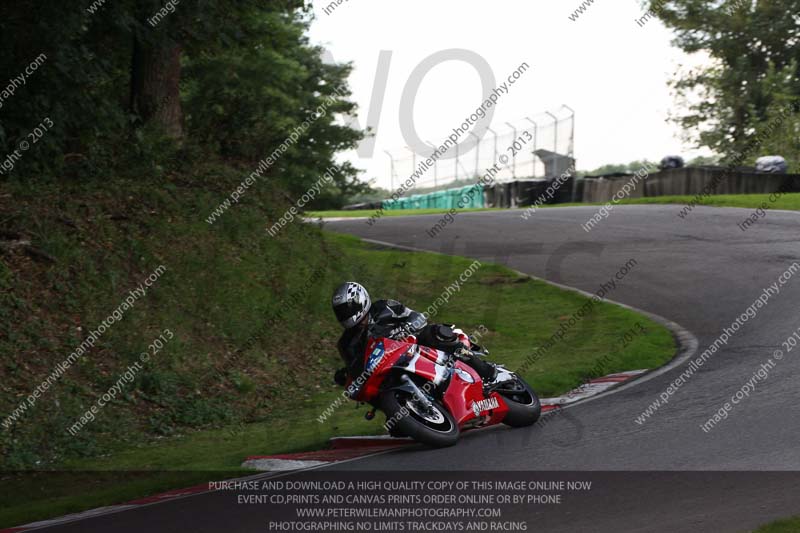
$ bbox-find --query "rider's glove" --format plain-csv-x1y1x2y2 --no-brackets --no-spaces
454,344,473,359
334,367,348,387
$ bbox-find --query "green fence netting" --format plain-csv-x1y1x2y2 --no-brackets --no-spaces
383,184,485,211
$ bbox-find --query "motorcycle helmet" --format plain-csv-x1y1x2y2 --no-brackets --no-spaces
332,282,371,329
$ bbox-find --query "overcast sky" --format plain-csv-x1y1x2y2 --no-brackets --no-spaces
308,0,713,189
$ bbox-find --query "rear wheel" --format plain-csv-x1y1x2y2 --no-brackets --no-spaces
380,388,459,448
495,377,541,427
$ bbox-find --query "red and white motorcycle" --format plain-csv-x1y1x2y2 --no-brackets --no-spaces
347,330,541,447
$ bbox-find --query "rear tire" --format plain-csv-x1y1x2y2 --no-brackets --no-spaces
496,377,541,427
380,389,459,448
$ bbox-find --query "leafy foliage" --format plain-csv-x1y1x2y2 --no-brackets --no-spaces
651,0,800,167
0,1,363,206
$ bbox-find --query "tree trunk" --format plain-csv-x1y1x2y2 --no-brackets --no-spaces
130,37,184,140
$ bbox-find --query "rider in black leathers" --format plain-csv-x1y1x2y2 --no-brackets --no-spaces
332,283,496,387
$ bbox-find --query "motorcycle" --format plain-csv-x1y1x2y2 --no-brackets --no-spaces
347,330,541,447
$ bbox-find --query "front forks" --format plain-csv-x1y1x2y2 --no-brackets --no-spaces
400,374,434,411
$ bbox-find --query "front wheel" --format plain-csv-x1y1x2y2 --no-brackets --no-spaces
495,377,541,427
379,389,459,448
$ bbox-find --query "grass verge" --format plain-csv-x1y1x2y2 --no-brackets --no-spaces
753,516,800,532
624,192,800,210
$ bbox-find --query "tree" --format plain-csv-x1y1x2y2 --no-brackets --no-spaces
182,2,364,202
0,0,365,203
687,155,718,166
130,5,185,141
127,0,308,142
651,0,800,165
743,61,800,171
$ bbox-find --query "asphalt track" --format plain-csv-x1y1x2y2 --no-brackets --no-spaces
32,205,800,532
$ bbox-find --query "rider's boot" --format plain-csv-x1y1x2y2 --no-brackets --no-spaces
460,350,498,382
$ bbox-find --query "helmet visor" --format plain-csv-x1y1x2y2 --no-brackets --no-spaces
333,300,364,326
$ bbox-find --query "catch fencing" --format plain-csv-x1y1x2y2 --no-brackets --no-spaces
383,107,575,193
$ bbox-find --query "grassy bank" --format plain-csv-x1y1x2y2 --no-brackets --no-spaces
309,192,800,219
754,517,800,532
621,192,800,210
1,172,674,527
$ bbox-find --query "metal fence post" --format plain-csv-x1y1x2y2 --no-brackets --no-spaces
505,121,517,179
525,117,538,178
469,131,481,178
487,127,498,165
384,150,395,191
455,142,459,183
546,111,559,154
427,140,438,189
562,104,575,157
408,146,416,173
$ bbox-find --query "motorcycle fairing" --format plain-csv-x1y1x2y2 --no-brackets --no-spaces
443,361,509,427
355,337,449,402
357,337,510,430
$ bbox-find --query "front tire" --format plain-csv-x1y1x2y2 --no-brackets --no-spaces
379,389,459,448
496,377,541,427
